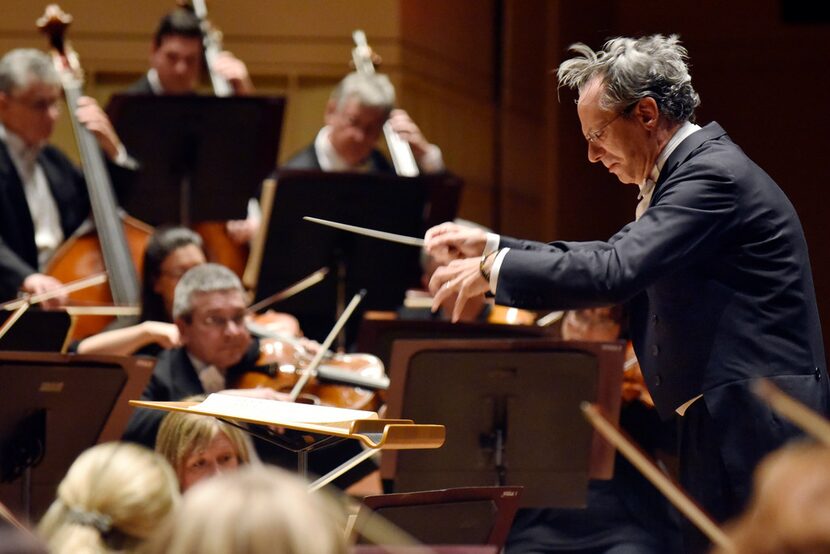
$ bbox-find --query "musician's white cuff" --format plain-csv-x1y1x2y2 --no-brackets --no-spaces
114,144,139,170
484,233,500,257
418,144,445,174
490,247,510,293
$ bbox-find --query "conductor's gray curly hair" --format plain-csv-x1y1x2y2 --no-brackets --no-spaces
557,34,700,123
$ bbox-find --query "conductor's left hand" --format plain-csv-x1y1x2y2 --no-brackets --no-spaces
429,257,490,322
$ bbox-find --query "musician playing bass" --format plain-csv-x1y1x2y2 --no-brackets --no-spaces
126,7,253,96
0,48,134,307
282,71,444,175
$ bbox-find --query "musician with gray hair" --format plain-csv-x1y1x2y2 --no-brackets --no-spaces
282,71,444,173
123,263,377,490
425,34,828,553
0,48,131,305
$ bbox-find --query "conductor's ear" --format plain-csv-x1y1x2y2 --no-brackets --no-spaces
636,97,660,128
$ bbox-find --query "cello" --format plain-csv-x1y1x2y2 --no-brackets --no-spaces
38,5,151,338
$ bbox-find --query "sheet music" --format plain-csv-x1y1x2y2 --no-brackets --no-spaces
196,393,376,425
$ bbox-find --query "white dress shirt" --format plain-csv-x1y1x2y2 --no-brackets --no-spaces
0,124,64,269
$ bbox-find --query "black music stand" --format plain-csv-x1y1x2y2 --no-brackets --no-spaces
106,94,285,225
254,170,462,344
356,312,556,369
0,352,155,521
382,339,624,508
351,486,522,549
0,310,72,353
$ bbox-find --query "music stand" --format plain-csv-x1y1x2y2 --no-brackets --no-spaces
0,352,154,521
106,94,285,225
254,170,462,344
351,486,522,549
0,310,72,353
356,312,556,369
382,339,624,508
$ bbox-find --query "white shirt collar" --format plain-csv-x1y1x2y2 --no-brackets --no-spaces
638,121,701,200
146,69,166,95
313,126,371,172
0,124,42,169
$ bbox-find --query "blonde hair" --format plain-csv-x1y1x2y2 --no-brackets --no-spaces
155,399,254,487
715,442,830,554
37,442,179,554
143,465,347,554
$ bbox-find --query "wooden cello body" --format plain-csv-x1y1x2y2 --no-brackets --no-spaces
39,6,151,338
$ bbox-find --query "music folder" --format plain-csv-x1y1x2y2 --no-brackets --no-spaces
131,393,445,490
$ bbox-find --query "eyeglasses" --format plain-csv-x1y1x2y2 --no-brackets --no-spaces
584,102,637,145
193,313,247,330
9,96,62,114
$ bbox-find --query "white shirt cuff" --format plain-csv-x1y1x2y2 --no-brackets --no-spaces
484,233,501,257
490,247,510,293
113,144,139,170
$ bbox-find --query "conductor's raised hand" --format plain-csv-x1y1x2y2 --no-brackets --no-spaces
428,257,490,323
424,222,488,264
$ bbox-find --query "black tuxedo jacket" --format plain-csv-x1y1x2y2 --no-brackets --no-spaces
0,141,88,299
122,343,259,448
0,139,137,300
123,74,155,95
494,123,829,501
281,142,395,174
496,122,827,419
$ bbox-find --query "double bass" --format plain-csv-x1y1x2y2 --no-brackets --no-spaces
351,30,420,177
38,5,151,338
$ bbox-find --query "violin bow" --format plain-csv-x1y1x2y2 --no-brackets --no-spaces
753,378,830,446
243,178,277,291
0,273,109,341
247,266,330,313
288,289,366,402
581,402,736,553
0,273,108,312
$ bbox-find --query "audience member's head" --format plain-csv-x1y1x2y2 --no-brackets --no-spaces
149,8,203,94
173,263,251,370
141,226,206,322
714,442,830,554
325,72,396,166
37,442,178,554
143,465,347,554
155,399,255,491
0,49,62,148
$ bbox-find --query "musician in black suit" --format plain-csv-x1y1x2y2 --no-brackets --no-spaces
125,8,253,96
282,72,444,174
0,48,131,305
123,263,376,490
426,35,828,553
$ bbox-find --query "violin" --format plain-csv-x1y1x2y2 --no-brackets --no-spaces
232,311,388,411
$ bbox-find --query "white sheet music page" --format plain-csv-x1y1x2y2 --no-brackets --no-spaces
195,393,377,426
